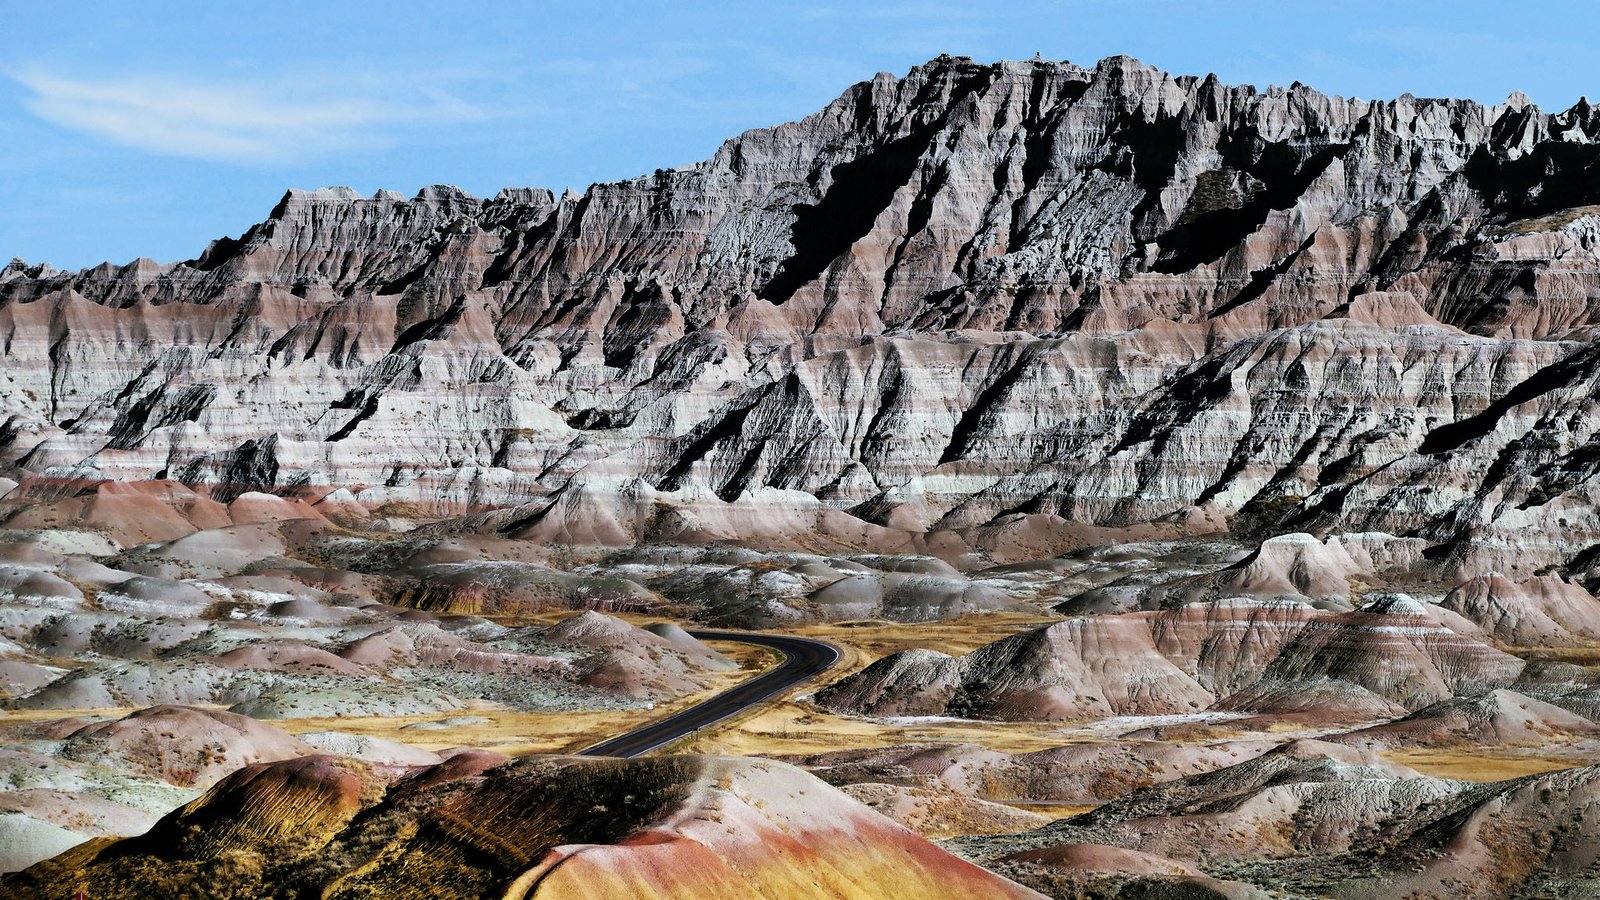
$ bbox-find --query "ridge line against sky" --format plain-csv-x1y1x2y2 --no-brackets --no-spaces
3,0,1598,270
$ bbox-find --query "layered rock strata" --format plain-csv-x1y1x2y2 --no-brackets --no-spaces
818,593,1528,723
5,56,1600,569
2,753,1044,899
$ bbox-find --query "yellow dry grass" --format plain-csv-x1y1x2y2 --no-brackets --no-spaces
1381,748,1595,782
1513,646,1600,666
680,697,1078,757
270,639,769,755
267,707,652,755
0,639,769,758
1001,801,1100,821
0,707,135,724
677,612,1072,757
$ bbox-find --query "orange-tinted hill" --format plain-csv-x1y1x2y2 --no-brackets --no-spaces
4,752,1043,899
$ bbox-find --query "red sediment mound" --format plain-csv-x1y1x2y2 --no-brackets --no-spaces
59,704,314,787
5,754,1044,899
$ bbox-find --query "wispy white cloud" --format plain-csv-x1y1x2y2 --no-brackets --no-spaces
10,67,495,164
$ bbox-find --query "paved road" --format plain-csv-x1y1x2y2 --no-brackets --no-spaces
579,630,841,758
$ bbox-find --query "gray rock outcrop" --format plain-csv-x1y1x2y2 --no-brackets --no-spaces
7,55,1600,568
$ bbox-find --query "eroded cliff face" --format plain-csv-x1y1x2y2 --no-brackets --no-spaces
5,55,1600,570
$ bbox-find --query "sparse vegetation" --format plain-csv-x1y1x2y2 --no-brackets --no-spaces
1491,205,1600,237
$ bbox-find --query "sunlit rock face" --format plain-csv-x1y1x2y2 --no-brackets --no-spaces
816,592,1533,725
7,55,1600,568
3,753,1046,899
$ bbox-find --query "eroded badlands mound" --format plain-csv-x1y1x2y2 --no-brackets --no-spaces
4,753,1042,899
952,741,1600,899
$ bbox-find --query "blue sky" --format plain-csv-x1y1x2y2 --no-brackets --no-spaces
4,1,1598,269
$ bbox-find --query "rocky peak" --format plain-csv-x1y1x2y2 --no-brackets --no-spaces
6,55,1600,574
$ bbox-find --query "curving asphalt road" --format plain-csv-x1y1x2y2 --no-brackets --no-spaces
579,629,841,758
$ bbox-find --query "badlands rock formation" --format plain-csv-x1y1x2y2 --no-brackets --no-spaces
793,740,1274,804
4,55,1600,572
1440,571,1600,645
0,511,737,722
1325,688,1600,749
819,593,1530,724
835,782,1050,839
957,740,1600,899
10,52,1600,899
2,753,1044,899
0,703,451,873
